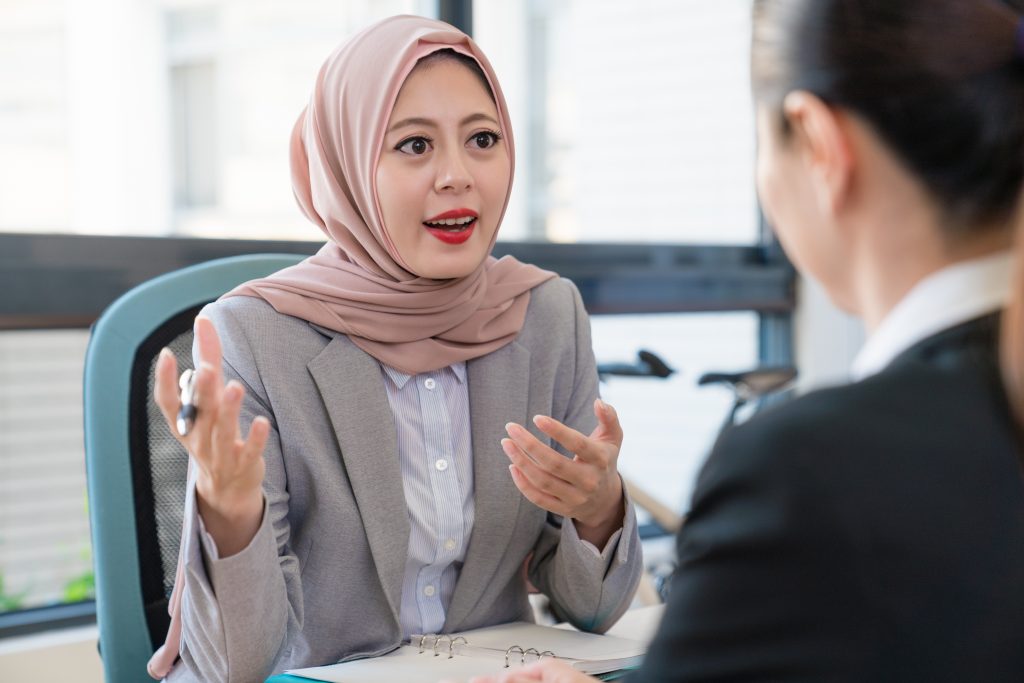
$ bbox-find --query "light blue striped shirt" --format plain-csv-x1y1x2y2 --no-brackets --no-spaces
380,362,474,638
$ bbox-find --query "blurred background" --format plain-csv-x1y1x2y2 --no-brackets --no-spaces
0,0,863,644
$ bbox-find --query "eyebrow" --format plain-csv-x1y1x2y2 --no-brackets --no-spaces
386,112,499,133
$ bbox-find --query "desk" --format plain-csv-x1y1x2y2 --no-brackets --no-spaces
265,605,664,683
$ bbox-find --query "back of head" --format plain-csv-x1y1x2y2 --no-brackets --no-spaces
751,0,1024,431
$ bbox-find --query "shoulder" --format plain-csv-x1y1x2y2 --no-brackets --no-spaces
520,277,586,337
516,277,589,353
198,295,331,371
200,295,308,336
697,359,1014,508
524,276,584,317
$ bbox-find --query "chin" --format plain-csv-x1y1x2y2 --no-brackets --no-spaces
411,255,482,280
432,261,483,279
404,228,493,279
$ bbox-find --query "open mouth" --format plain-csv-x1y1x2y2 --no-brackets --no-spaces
422,210,479,245
422,215,477,232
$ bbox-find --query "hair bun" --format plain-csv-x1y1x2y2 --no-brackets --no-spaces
1016,18,1024,63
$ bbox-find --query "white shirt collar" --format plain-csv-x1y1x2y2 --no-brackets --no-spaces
381,361,467,388
850,250,1012,381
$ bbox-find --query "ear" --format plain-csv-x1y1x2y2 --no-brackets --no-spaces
782,91,855,217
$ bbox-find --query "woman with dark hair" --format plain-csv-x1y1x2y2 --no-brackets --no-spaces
474,1,1024,681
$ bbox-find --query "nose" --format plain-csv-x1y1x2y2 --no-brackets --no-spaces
434,147,473,194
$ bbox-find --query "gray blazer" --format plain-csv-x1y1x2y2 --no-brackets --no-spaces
169,278,642,683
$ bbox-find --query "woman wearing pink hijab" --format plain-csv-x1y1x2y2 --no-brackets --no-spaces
150,15,642,683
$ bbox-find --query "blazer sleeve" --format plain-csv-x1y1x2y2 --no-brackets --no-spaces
525,280,643,633
174,305,303,683
630,413,868,682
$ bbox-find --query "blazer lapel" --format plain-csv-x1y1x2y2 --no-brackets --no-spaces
307,334,409,625
445,340,530,629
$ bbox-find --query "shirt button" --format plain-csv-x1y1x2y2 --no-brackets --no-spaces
435,459,449,471
424,378,436,390
444,538,456,551
423,585,436,597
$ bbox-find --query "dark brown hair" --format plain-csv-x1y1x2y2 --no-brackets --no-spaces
415,48,494,101
751,0,1024,426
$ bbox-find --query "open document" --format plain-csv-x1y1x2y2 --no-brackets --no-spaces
284,620,649,682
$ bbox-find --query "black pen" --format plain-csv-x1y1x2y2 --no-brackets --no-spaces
177,368,197,436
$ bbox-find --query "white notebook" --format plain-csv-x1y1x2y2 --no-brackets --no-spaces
285,621,646,683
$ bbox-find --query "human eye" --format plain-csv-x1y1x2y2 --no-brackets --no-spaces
467,130,502,150
395,135,433,155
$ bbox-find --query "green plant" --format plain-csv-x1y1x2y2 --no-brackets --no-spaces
61,538,96,603
62,569,96,603
0,570,27,612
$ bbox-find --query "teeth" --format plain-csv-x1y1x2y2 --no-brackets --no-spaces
425,216,475,227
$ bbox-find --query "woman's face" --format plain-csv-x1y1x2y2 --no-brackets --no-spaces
376,57,510,279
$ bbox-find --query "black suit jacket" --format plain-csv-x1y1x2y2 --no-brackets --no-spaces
635,314,1024,682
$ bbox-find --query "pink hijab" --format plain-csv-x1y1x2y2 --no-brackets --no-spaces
224,14,554,375
147,16,553,679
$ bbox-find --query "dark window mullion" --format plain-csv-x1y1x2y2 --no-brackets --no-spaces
438,0,473,35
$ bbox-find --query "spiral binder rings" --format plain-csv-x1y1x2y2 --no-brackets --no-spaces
284,620,647,683
411,632,564,668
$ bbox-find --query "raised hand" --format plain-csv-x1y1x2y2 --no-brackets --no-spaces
153,316,270,556
502,399,625,547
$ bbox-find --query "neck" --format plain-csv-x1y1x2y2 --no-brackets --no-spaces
853,223,1012,334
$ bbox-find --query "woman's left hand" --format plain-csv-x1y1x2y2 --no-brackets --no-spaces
502,399,625,547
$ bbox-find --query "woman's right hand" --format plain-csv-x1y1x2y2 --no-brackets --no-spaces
154,316,271,557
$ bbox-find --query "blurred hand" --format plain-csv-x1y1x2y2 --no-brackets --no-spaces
502,399,625,547
466,659,597,683
154,316,269,556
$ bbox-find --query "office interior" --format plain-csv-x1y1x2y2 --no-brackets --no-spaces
0,1,866,680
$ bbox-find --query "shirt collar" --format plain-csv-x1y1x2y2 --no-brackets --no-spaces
851,250,1012,381
380,361,467,389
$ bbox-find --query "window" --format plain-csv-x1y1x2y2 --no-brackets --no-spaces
169,9,220,213
0,1,70,232
0,0,430,238
474,0,757,243
0,0,795,635
472,0,777,518
591,312,759,511
0,330,92,615
0,0,442,634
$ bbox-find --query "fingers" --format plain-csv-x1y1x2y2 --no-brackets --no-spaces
503,430,572,516
504,424,577,480
242,416,271,462
194,317,223,384
212,380,244,457
503,408,623,532
152,319,239,467
529,415,591,459
592,398,623,449
501,436,589,499
190,361,222,461
467,661,589,683
529,660,594,682
509,464,569,516
154,348,182,432
467,662,545,682
528,414,611,468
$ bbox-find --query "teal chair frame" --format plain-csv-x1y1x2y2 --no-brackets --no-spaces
84,254,303,682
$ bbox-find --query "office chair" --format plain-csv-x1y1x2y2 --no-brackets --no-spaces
83,253,304,682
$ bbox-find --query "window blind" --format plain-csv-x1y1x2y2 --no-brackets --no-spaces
0,330,93,612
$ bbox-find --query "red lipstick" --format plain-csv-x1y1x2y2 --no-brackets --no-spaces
424,208,479,222
422,208,478,245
